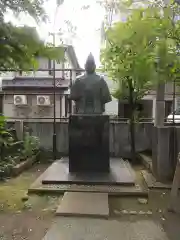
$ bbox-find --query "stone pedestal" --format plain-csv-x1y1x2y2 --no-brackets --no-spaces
69,115,110,173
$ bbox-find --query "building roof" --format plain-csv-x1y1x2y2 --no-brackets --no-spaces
1,44,81,91
65,45,81,69
2,77,69,90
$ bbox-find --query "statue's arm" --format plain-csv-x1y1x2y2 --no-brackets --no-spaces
100,77,112,104
69,80,81,101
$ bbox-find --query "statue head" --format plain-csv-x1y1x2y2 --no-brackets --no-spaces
85,53,96,74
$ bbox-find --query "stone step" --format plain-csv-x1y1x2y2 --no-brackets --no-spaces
29,181,148,196
142,170,177,189
28,171,148,197
55,192,109,218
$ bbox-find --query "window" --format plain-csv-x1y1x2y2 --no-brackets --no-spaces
174,108,180,115
165,100,173,117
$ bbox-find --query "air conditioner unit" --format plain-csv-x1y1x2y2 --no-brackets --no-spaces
37,95,51,106
14,95,27,105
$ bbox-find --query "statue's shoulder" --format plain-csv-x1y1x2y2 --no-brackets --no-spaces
75,73,86,82
96,74,106,82
72,75,83,86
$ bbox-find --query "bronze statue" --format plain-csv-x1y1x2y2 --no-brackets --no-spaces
69,53,112,114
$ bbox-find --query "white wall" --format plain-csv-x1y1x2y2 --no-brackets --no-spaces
3,92,68,121
102,75,118,115
64,52,76,81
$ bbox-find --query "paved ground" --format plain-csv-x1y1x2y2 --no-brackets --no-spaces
0,164,180,240
0,212,53,240
43,218,168,240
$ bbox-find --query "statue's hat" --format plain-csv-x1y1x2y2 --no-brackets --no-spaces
85,53,96,65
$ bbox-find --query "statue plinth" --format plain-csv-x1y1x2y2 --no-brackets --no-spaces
69,115,110,173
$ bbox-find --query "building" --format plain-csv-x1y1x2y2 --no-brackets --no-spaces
1,45,80,121
101,73,178,118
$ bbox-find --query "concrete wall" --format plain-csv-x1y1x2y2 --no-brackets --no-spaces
12,119,180,182
3,92,67,120
105,97,118,115
110,122,153,157
11,120,153,157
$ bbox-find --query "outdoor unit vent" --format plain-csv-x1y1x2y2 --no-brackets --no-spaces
14,95,27,105
37,96,51,106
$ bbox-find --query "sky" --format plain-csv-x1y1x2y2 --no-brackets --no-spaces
5,0,105,68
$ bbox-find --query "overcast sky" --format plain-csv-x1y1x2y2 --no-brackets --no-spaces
5,0,105,68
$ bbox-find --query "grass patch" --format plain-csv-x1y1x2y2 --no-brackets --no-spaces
0,164,60,212
0,172,35,211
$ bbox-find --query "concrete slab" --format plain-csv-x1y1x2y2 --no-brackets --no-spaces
42,218,168,240
142,170,177,189
56,192,109,218
42,158,135,186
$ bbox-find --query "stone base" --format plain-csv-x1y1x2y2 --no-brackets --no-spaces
28,174,147,197
69,115,110,173
41,158,135,186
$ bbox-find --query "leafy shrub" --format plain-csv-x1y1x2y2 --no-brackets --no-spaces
0,117,40,179
21,132,40,159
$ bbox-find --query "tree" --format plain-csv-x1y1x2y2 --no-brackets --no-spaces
0,0,64,71
101,2,180,162
0,25,64,70
0,0,47,22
